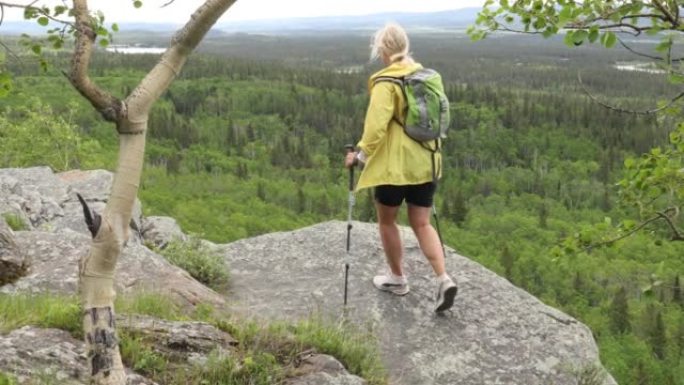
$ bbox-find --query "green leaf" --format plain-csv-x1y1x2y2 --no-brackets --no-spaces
564,31,575,47
0,72,12,98
588,27,599,43
37,16,49,26
54,5,67,16
572,30,588,45
558,6,573,25
601,32,617,48
133,1,143,8
99,39,109,48
668,72,684,85
31,44,42,55
112,23,119,32
642,284,654,297
670,130,682,144
655,39,672,53
23,8,36,19
622,219,636,230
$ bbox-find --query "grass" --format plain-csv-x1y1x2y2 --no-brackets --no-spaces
0,294,81,336
115,291,183,321
1,213,28,231
0,292,388,385
156,236,229,289
0,372,17,385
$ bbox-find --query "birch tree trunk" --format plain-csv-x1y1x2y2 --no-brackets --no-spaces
67,1,237,383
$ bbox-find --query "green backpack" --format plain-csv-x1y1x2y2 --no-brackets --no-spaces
374,68,450,180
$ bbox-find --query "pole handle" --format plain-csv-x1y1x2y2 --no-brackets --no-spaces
344,144,355,191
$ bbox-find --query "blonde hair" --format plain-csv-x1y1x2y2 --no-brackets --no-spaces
370,22,412,63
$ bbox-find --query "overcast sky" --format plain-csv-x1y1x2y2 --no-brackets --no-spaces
3,0,486,23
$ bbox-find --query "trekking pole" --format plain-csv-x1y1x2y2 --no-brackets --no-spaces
344,144,356,306
432,204,446,258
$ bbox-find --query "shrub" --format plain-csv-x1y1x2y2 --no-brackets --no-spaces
158,236,229,289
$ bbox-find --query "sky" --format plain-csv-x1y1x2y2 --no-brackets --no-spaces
3,0,486,23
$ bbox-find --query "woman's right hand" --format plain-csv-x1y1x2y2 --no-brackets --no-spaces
344,151,358,168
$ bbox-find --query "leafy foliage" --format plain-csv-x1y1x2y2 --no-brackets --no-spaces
1,213,28,231
0,102,107,171
157,236,229,289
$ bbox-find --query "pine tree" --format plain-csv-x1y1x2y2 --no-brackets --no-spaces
500,244,515,281
650,311,667,360
609,286,630,334
673,275,682,306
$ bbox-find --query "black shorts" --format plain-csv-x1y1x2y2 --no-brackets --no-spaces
374,182,437,208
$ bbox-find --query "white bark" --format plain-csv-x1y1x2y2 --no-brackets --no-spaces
71,1,238,383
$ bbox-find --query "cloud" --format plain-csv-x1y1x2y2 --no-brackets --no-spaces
2,0,485,23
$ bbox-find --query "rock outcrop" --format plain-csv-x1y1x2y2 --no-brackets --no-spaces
1,230,225,307
217,221,617,385
0,167,617,385
0,217,27,286
0,167,224,308
116,314,238,363
141,216,188,249
0,326,156,385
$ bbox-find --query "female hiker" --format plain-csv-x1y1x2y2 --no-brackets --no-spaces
344,22,458,312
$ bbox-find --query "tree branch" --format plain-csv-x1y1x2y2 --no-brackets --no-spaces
657,208,684,240
617,37,684,62
161,0,176,8
577,72,684,115
68,0,123,124
0,1,73,26
653,0,679,27
587,207,683,250
567,22,652,36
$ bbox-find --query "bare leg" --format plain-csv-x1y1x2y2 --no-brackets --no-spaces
408,204,445,277
376,201,404,276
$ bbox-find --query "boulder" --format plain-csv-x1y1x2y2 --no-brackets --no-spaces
0,230,225,308
0,326,156,385
0,167,67,229
116,314,238,362
141,216,188,249
217,221,617,385
0,168,144,242
0,217,28,286
286,352,367,385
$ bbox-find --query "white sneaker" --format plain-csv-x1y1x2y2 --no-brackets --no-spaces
373,272,409,296
435,278,458,312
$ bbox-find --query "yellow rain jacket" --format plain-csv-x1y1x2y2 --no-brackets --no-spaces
356,62,442,191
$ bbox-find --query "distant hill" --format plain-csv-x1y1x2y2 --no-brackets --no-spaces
215,8,481,33
1,8,480,36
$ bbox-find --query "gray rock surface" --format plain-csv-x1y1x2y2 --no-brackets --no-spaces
117,314,237,362
0,167,67,229
217,221,617,385
0,217,27,286
0,230,225,308
56,169,144,242
286,352,367,385
0,167,143,242
141,216,188,249
0,326,156,385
